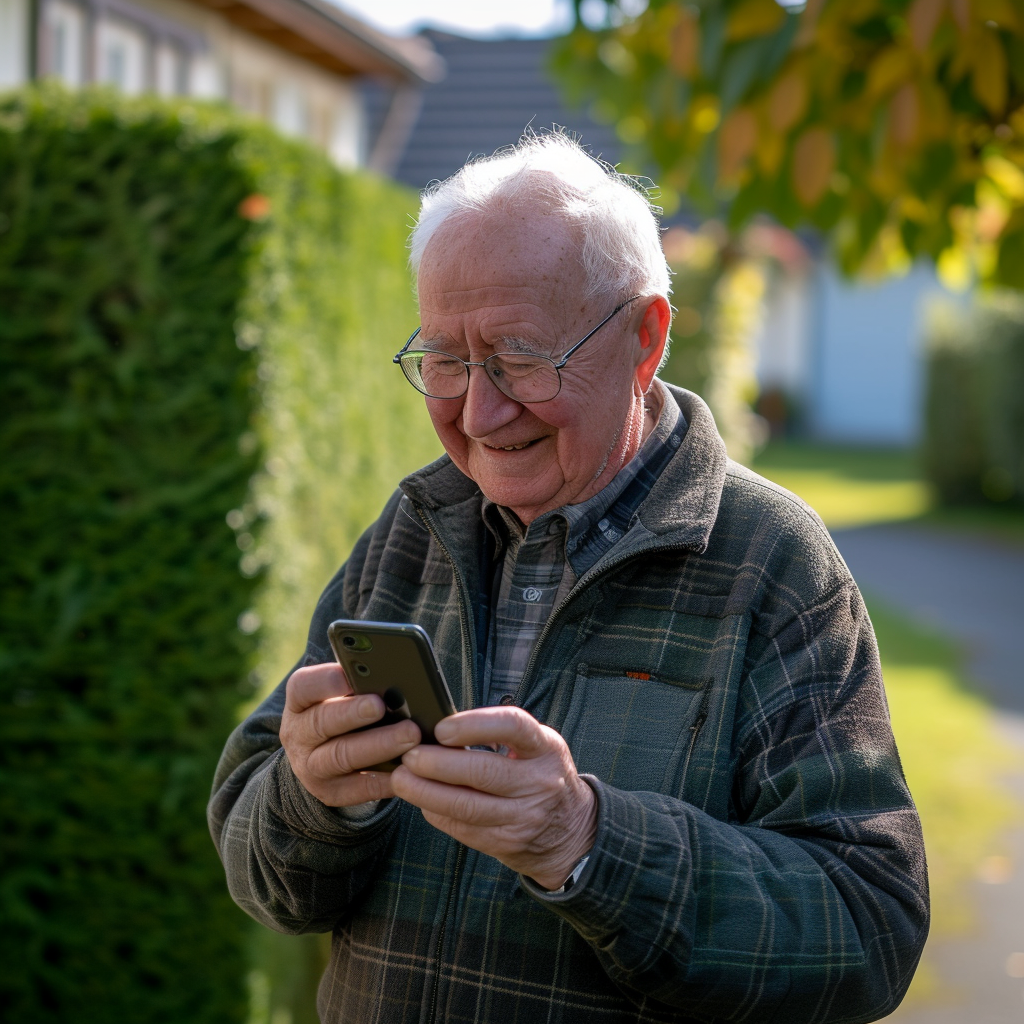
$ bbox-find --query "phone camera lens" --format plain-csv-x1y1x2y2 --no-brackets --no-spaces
342,635,356,648
354,663,370,677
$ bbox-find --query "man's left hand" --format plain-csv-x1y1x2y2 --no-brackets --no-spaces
391,706,596,891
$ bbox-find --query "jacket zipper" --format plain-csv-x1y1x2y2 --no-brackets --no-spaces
416,507,477,1024
413,508,697,1020
426,843,466,1024
681,685,712,788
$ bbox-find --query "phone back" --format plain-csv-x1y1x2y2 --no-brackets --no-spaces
327,621,456,744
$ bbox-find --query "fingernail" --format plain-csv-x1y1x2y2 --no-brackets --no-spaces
434,722,453,743
357,697,380,720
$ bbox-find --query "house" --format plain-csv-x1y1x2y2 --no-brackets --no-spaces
363,28,942,447
361,29,621,181
0,0,442,167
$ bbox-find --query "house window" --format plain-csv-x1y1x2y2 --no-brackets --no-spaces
97,18,146,94
272,80,309,138
155,41,185,96
329,84,362,167
47,0,85,86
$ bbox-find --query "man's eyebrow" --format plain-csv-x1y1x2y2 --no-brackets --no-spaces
497,335,543,354
417,330,458,349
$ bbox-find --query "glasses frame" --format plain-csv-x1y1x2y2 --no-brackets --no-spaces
392,294,642,404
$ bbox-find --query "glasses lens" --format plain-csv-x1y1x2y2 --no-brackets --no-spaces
485,354,560,403
401,351,468,398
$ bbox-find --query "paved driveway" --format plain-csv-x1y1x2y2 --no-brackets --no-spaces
830,523,1024,1022
832,524,1023,714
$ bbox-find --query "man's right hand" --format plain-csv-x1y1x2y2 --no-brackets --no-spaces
280,663,422,806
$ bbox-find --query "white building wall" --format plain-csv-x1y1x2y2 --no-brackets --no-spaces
0,0,30,88
809,263,944,445
11,0,373,167
753,270,813,398
96,17,148,93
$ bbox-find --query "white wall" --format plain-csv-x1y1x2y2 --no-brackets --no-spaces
754,270,813,397
96,17,148,93
5,0,373,168
0,0,30,88
809,263,943,445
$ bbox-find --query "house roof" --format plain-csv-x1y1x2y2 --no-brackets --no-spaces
188,0,444,83
362,29,622,187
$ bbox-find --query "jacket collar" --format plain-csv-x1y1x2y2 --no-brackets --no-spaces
399,384,728,557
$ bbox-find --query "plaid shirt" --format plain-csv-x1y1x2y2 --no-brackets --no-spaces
481,386,684,706
210,385,928,1024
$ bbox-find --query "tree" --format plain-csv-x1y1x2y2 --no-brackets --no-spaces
553,0,1024,287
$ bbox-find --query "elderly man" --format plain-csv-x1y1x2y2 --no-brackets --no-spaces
209,135,928,1024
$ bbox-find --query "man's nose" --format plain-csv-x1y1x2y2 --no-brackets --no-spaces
460,363,521,437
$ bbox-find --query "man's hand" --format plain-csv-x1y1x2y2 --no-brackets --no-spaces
391,706,597,891
280,663,422,807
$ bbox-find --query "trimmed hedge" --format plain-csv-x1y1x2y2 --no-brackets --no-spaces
922,293,1024,507
0,86,439,1023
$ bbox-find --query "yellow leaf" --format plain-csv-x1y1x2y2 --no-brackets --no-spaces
972,29,1008,115
950,0,971,31
691,95,721,134
985,155,1024,201
937,244,973,290
974,0,1020,31
917,77,952,138
796,0,826,48
768,66,808,132
907,0,946,52
756,128,785,175
670,9,700,79
890,82,922,148
792,127,835,206
867,46,916,98
725,0,786,42
718,107,759,181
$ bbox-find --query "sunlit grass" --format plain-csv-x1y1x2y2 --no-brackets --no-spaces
752,441,1024,541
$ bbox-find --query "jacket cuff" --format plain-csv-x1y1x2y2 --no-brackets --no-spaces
522,775,692,934
263,747,397,844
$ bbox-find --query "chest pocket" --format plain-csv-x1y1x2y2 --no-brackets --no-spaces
561,664,709,795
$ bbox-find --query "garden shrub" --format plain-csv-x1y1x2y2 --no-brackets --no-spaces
0,85,439,1023
923,293,1024,506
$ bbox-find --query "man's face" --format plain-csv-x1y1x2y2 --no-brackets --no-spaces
416,204,661,524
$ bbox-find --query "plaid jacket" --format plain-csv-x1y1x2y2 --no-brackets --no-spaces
209,386,928,1024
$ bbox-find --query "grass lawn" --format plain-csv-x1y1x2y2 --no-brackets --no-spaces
752,442,1024,544
752,442,1024,1006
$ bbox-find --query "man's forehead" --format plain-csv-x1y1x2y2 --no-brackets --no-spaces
417,206,587,322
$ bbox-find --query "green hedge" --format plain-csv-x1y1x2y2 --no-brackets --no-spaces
922,293,1024,507
0,86,439,1023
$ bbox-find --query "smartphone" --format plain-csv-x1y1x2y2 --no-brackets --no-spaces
326,620,458,772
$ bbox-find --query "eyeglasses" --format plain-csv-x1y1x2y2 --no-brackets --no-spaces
392,295,640,404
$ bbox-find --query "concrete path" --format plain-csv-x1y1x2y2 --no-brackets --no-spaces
830,524,1024,1023
832,524,1023,715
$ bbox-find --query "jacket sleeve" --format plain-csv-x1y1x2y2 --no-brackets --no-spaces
207,521,400,935
524,578,929,1024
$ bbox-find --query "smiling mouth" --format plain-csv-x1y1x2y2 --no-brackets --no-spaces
486,440,536,452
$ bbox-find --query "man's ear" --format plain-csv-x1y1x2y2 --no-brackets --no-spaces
634,296,671,393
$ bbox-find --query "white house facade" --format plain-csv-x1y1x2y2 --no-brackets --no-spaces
0,0,441,167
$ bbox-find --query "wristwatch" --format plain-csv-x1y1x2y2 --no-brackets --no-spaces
547,854,590,895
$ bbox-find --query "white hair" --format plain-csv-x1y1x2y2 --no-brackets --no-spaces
409,132,671,302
